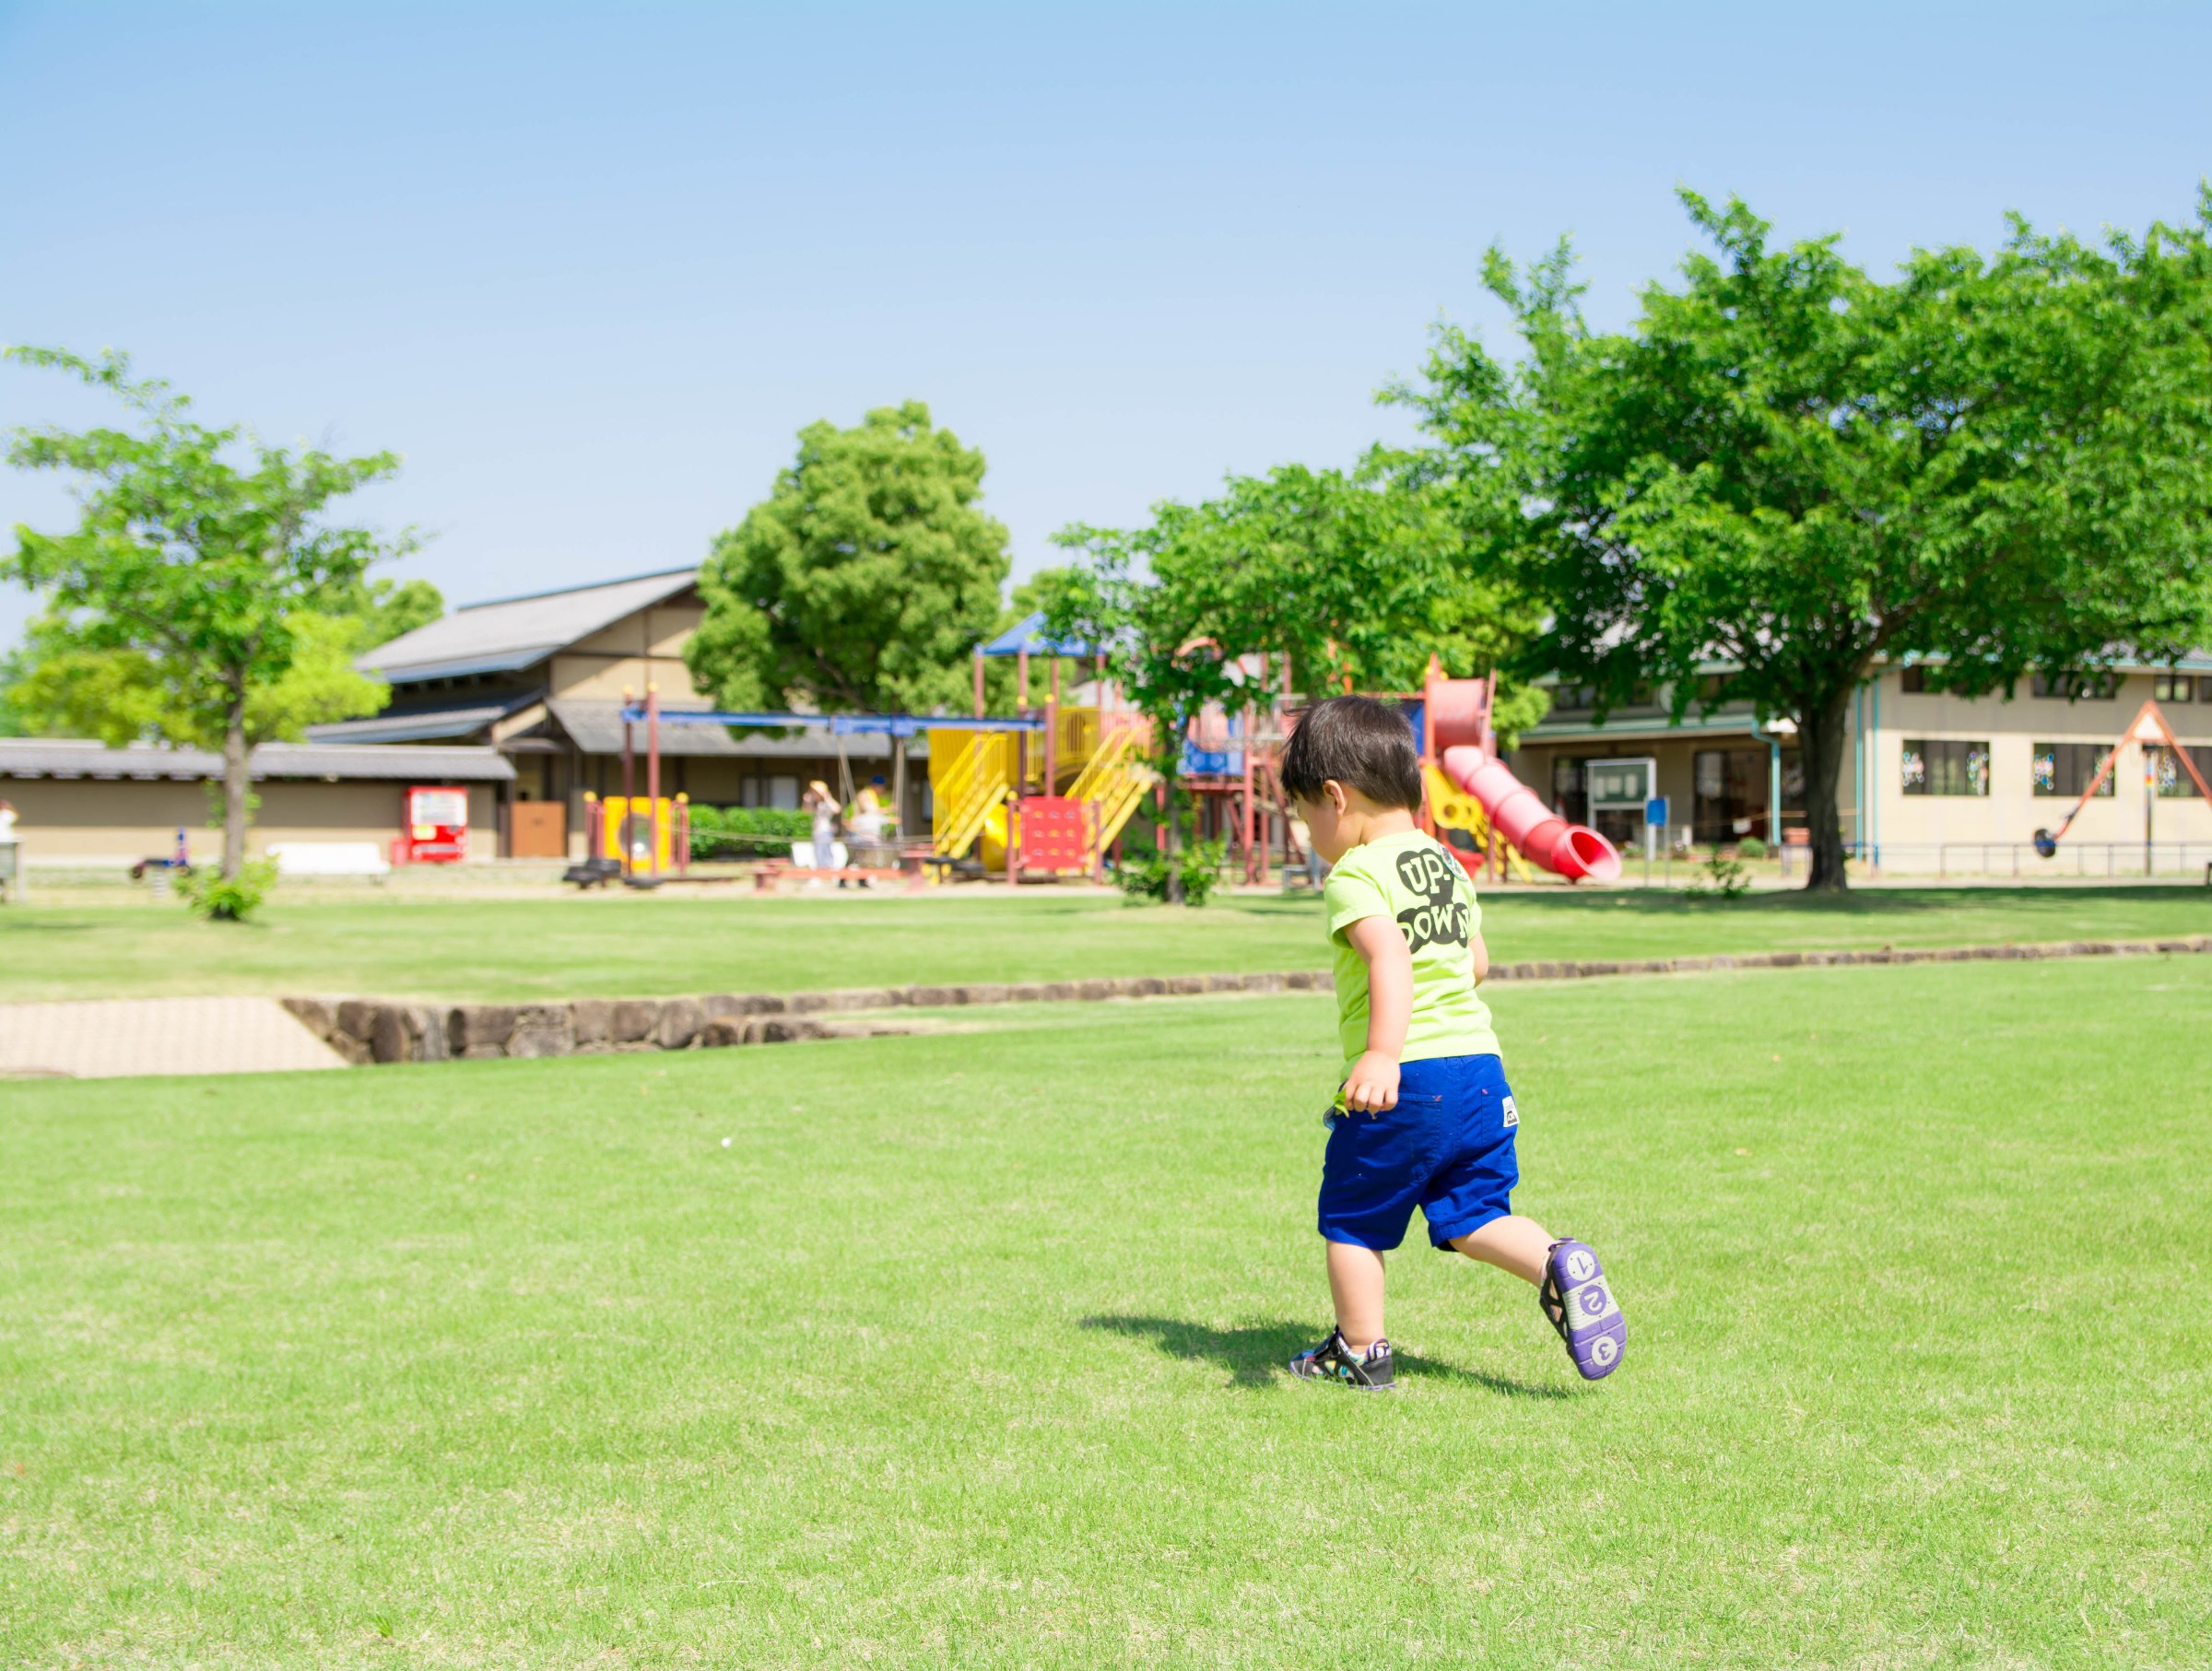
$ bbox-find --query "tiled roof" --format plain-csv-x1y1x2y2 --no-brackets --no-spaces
305,698,529,745
546,700,898,760
0,738,514,782
358,568,699,682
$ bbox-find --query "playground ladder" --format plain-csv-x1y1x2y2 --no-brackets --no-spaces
1066,722,1157,860
933,732,1015,858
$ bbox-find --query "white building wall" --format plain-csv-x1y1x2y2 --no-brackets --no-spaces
1863,669,2212,868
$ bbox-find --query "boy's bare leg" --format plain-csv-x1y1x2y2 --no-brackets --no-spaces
1448,1215,1554,1286
1325,1241,1387,1353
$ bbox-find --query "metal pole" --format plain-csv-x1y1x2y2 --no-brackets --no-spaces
646,684,661,879
2145,748,2154,877
620,686,636,880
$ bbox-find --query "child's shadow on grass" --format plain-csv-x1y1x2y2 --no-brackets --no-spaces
1082,1314,1572,1398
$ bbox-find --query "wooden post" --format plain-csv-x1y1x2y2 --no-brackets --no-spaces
1045,658,1060,793
646,683,662,878
675,793,689,878
892,733,908,849
1018,648,1030,710
1008,728,1024,888
1241,700,1256,885
973,649,985,719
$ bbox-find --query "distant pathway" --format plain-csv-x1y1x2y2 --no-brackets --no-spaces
0,997,345,1080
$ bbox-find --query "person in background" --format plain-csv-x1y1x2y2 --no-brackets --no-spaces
802,781,838,875
846,774,892,887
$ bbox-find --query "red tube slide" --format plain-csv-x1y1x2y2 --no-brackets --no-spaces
1440,745,1622,883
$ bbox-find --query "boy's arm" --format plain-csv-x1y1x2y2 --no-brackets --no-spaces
1471,927,1490,986
1342,914,1411,1112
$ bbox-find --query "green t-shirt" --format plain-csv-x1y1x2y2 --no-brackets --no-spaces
1324,830,1500,1076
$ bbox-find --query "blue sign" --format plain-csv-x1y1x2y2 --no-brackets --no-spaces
1645,795,1670,827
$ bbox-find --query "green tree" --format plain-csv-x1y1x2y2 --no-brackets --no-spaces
687,402,1010,714
1051,456,1547,894
3,347,413,876
1396,191,2212,890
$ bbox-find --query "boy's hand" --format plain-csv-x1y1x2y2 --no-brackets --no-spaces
1342,1050,1400,1112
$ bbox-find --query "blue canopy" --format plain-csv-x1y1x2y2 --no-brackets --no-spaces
977,611,1100,659
617,707,1042,735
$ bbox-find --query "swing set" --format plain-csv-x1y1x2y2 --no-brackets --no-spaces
2031,698,2212,863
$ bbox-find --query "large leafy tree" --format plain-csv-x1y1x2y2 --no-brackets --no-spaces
1397,191,2212,890
1051,455,1549,894
3,347,415,875
687,402,1010,714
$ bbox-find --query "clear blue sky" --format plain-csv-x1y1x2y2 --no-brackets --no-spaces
4,1,2208,652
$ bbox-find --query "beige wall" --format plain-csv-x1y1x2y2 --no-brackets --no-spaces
548,602,713,701
1868,670,2212,856
2,777,502,865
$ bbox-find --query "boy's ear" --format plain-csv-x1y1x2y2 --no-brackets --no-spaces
1323,780,1351,815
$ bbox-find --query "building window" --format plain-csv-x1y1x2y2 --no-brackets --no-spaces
1553,684,1598,713
1899,666,1928,693
1901,739,1989,796
2032,743,2114,798
2153,671,2196,703
2031,671,2119,701
2149,745,2212,798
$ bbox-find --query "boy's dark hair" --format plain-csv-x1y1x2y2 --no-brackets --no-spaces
1279,695,1423,810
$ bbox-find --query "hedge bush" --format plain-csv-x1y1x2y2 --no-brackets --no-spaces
687,806,814,859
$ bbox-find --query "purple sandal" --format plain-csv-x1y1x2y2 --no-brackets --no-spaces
1540,1239,1627,1381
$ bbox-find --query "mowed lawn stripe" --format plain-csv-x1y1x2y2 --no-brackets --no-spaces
2,957,2206,1665
6,883,2212,1003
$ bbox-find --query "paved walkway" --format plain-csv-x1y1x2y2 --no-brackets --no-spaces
0,997,347,1079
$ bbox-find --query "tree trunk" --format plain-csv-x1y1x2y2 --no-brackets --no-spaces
1163,782,1184,903
1796,684,1854,893
222,706,251,878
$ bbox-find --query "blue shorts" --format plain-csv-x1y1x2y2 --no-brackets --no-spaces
1317,1053,1519,1252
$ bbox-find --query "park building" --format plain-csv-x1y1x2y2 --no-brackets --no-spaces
306,567,918,859
1506,653,2212,876
0,737,512,875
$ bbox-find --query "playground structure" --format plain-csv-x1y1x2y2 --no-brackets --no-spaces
931,613,1158,879
1418,660,1623,883
2032,698,2212,861
602,633,1622,889
1112,653,1623,888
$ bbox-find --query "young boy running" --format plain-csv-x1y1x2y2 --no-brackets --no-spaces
1279,696,1627,1390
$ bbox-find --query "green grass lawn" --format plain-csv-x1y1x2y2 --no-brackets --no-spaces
4,957,2206,1666
5,883,2211,1003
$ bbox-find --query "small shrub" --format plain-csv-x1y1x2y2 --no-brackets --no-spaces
1687,846,1751,900
1735,835,1769,860
1114,839,1227,905
1178,839,1227,906
1114,850,1171,901
175,858,276,922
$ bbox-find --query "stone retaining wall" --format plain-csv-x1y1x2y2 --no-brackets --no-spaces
284,935,2210,1065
